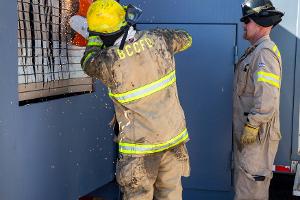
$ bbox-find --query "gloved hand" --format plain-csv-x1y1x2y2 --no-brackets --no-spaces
240,123,259,145
87,35,104,47
81,35,104,66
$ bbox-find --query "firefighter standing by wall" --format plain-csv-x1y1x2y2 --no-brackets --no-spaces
81,0,192,199
233,0,284,199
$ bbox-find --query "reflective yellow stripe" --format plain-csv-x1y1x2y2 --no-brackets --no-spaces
258,71,280,80
180,35,192,52
87,36,102,47
82,52,96,67
88,42,101,46
272,45,281,58
109,70,176,104
257,71,280,88
119,128,189,154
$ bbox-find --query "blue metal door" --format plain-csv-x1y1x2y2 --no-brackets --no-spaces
141,24,236,191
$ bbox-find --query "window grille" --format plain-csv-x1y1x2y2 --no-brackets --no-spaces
17,0,92,105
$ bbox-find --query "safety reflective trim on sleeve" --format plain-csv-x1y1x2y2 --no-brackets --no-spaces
119,128,189,154
87,36,102,47
272,45,281,58
109,70,176,104
257,71,280,88
82,51,96,67
180,35,192,52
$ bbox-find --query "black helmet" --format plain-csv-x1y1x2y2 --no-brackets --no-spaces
240,0,284,27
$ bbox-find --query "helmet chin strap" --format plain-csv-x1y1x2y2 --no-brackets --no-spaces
119,26,129,50
115,26,136,49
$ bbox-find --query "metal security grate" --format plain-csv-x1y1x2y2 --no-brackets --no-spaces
17,0,92,104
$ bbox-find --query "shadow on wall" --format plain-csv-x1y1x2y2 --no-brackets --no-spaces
271,24,298,166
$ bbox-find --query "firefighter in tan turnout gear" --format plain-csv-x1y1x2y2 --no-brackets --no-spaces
233,0,284,199
81,0,192,199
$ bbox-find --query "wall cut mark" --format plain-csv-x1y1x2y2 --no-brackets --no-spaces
17,0,93,105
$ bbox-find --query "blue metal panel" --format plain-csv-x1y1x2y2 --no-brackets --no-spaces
0,1,116,200
121,0,241,24
0,84,116,199
183,189,234,200
140,23,235,191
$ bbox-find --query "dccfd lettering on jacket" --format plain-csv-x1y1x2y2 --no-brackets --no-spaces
116,38,154,59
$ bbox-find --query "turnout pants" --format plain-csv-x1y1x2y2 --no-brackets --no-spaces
233,131,280,200
116,144,190,200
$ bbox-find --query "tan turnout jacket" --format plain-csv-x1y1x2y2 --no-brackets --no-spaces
81,29,192,156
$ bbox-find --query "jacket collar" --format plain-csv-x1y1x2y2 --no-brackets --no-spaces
253,35,270,47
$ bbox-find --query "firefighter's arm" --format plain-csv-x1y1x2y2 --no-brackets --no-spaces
80,36,110,81
158,29,192,54
247,48,281,128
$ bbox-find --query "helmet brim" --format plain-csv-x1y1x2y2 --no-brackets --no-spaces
251,11,284,27
240,10,284,25
240,14,253,22
88,25,127,37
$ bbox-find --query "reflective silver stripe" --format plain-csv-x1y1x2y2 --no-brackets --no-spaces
257,74,280,83
257,71,280,88
119,128,188,154
109,70,176,104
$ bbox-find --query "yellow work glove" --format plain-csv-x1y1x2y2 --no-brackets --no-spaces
240,123,259,145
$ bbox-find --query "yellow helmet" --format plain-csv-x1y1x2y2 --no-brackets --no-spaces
87,0,127,34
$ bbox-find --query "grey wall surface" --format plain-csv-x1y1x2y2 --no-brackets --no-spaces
292,37,300,160
0,1,116,200
272,0,299,164
292,1,300,160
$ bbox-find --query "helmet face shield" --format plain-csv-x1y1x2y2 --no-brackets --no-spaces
125,4,142,26
118,4,142,50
